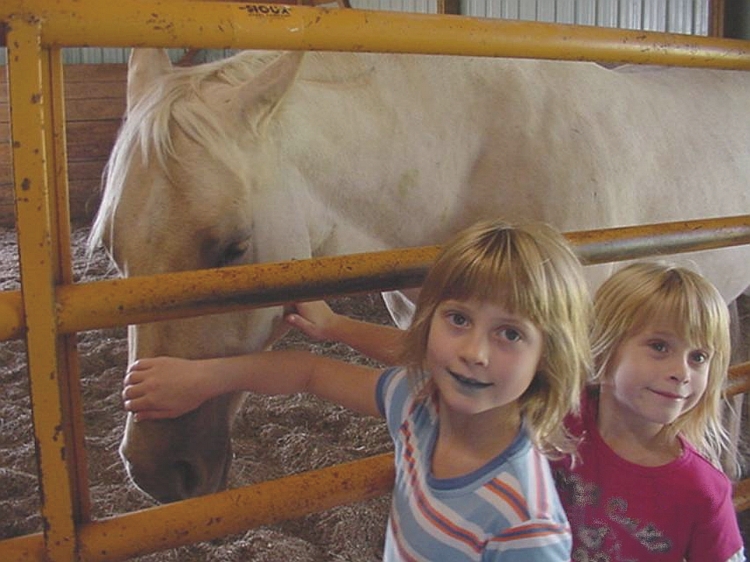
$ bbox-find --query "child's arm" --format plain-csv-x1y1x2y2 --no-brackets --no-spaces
122,351,382,422
285,300,405,365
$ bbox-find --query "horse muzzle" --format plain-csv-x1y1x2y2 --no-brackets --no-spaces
119,399,234,503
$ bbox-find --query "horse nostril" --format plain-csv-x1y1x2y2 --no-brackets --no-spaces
174,459,204,499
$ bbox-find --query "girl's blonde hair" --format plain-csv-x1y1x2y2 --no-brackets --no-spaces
590,261,732,469
399,219,592,457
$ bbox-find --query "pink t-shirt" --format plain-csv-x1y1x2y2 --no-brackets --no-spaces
551,389,744,561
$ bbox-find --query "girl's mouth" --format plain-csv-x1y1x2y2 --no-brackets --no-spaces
450,371,493,389
650,388,688,400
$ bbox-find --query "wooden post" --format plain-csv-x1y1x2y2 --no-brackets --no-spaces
438,0,460,15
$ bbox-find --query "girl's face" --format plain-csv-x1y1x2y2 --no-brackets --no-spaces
424,298,544,419
603,319,710,431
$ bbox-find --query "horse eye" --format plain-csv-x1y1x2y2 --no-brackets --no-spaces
219,240,249,267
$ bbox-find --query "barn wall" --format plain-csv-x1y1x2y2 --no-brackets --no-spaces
0,65,127,227
463,0,710,35
725,0,750,39
352,0,437,11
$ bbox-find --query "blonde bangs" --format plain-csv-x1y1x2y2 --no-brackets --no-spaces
431,224,560,328
625,269,730,360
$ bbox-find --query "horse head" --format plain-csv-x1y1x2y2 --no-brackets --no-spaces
90,48,309,502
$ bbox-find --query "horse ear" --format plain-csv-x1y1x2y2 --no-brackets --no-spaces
127,48,173,113
236,51,304,128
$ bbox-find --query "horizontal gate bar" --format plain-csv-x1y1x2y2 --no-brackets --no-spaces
0,291,23,343
734,478,750,513
728,362,750,396
0,452,395,562
56,215,750,333
1,215,749,342
1,0,750,69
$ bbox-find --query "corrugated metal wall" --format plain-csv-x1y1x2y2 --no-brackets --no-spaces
463,0,709,34
353,0,437,10
351,0,709,34
0,0,712,65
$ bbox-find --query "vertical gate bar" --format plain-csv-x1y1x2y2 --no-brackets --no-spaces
41,46,92,523
7,18,80,561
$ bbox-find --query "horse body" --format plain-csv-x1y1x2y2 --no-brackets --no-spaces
91,48,750,502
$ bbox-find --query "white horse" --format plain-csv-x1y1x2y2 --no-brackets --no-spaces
89,47,750,503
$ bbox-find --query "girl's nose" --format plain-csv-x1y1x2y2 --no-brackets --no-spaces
669,356,691,384
461,333,489,366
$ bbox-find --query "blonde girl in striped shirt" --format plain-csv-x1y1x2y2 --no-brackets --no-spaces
123,219,592,561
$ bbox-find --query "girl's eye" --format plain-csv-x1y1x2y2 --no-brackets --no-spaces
499,328,522,342
690,350,710,365
448,312,469,327
649,340,668,353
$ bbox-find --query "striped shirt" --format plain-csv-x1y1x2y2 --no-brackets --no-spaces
376,367,571,562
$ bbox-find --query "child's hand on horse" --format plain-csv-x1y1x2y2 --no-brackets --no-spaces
123,357,215,421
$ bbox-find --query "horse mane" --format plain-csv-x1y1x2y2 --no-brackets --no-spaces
86,50,290,259
87,48,383,265
86,49,377,262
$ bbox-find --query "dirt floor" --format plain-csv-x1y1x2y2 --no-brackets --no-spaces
1,226,749,560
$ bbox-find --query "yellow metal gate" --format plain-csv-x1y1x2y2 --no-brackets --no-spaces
1,1,750,560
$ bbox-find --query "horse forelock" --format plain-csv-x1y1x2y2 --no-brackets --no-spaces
89,51,286,260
